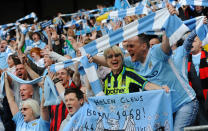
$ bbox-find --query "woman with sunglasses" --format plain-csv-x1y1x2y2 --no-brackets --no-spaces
103,46,169,95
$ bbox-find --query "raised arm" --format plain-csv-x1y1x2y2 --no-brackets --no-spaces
18,28,26,51
183,30,197,53
87,54,108,67
4,73,19,116
184,17,207,52
161,3,178,54
48,70,65,101
161,33,171,55
24,62,40,79
40,78,50,121
45,27,53,51
15,28,20,45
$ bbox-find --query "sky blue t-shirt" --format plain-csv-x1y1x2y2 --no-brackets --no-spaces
124,44,196,112
171,45,189,81
13,112,50,131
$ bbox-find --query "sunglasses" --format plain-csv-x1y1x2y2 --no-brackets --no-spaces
107,53,121,59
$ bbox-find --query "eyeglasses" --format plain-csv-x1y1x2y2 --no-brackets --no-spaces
21,107,30,111
107,53,121,59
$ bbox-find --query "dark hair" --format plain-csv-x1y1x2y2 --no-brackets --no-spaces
9,54,21,65
64,88,84,100
149,35,161,41
31,32,42,40
137,34,150,49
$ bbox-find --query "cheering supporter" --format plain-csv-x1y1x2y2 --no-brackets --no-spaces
124,34,198,130
178,5,193,20
19,84,34,101
7,54,21,74
13,62,40,104
29,32,46,49
47,65,81,131
188,33,208,125
59,88,84,131
30,47,44,68
102,45,169,95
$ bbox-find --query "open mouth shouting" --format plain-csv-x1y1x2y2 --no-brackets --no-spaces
67,105,74,115
17,72,24,79
129,52,135,58
111,61,119,68
0,45,5,51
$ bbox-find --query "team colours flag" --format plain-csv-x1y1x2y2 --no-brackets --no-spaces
63,90,173,131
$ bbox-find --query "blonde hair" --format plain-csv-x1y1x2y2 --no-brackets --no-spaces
22,98,40,118
103,46,123,59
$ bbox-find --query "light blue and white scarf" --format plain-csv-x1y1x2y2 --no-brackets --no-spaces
108,3,149,20
16,12,38,22
184,16,208,45
75,25,101,36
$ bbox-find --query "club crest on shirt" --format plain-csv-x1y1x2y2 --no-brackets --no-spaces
32,123,37,126
149,61,153,69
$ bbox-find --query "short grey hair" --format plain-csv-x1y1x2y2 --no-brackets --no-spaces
21,98,40,118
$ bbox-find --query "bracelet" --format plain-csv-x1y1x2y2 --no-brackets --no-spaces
53,78,61,84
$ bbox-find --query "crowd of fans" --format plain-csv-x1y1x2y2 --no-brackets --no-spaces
0,0,207,131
